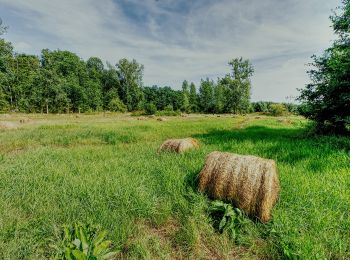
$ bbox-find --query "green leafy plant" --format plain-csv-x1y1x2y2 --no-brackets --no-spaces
55,223,118,260
208,200,249,241
269,104,288,116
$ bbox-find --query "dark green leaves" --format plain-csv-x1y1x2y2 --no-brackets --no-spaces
55,223,118,260
208,200,250,241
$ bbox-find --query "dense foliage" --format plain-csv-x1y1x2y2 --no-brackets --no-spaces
299,0,350,134
0,25,260,114
0,22,300,115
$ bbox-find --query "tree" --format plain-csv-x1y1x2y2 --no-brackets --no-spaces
199,78,215,113
298,0,350,134
220,58,254,114
214,81,225,113
189,82,198,112
116,58,144,111
0,18,7,35
101,62,121,110
181,80,190,112
0,39,14,109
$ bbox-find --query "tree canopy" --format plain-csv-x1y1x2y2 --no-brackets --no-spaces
0,19,256,114
299,0,350,135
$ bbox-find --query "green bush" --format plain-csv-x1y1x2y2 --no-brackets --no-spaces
269,104,287,116
108,98,127,113
144,102,157,115
164,104,174,112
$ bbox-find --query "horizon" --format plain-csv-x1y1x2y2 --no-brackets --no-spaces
0,0,339,102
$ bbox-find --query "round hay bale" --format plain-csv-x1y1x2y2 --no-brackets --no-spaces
198,151,280,222
157,117,167,121
19,118,30,124
159,138,199,153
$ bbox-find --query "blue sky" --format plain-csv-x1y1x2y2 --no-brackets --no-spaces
0,0,340,102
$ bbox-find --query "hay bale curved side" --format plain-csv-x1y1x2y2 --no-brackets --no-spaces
198,151,280,222
159,138,199,153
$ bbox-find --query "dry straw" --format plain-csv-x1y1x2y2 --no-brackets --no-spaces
159,138,199,153
198,151,280,222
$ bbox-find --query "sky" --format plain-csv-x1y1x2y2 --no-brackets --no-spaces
0,0,340,102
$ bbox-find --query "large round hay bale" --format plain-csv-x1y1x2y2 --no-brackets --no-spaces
198,151,280,222
159,138,199,153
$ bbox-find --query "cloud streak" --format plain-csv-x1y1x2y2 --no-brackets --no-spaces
0,0,339,101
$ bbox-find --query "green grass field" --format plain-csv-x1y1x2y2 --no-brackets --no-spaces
0,113,349,259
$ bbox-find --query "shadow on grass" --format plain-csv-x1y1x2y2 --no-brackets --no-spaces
192,125,350,171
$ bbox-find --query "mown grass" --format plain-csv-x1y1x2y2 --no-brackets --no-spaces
0,114,349,259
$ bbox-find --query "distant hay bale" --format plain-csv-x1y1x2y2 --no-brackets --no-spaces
198,151,280,222
159,138,199,153
137,116,147,121
0,121,18,130
157,117,167,121
278,118,292,124
19,118,30,123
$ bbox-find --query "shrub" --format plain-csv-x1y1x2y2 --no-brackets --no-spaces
283,103,299,114
269,104,287,116
108,98,127,113
144,102,157,115
252,101,271,113
164,104,174,112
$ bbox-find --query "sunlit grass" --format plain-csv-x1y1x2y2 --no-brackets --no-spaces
0,113,349,258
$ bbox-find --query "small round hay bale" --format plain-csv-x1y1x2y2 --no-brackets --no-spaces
198,151,280,222
19,118,30,124
157,117,167,121
159,138,199,153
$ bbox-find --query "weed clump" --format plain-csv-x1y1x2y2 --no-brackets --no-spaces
54,223,118,259
198,151,280,222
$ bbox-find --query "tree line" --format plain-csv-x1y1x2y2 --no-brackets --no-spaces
0,26,255,114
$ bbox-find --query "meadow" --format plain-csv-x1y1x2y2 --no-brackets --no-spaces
0,113,349,259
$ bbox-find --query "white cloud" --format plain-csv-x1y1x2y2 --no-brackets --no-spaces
0,0,339,101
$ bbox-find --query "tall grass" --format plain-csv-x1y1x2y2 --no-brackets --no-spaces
0,114,349,258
